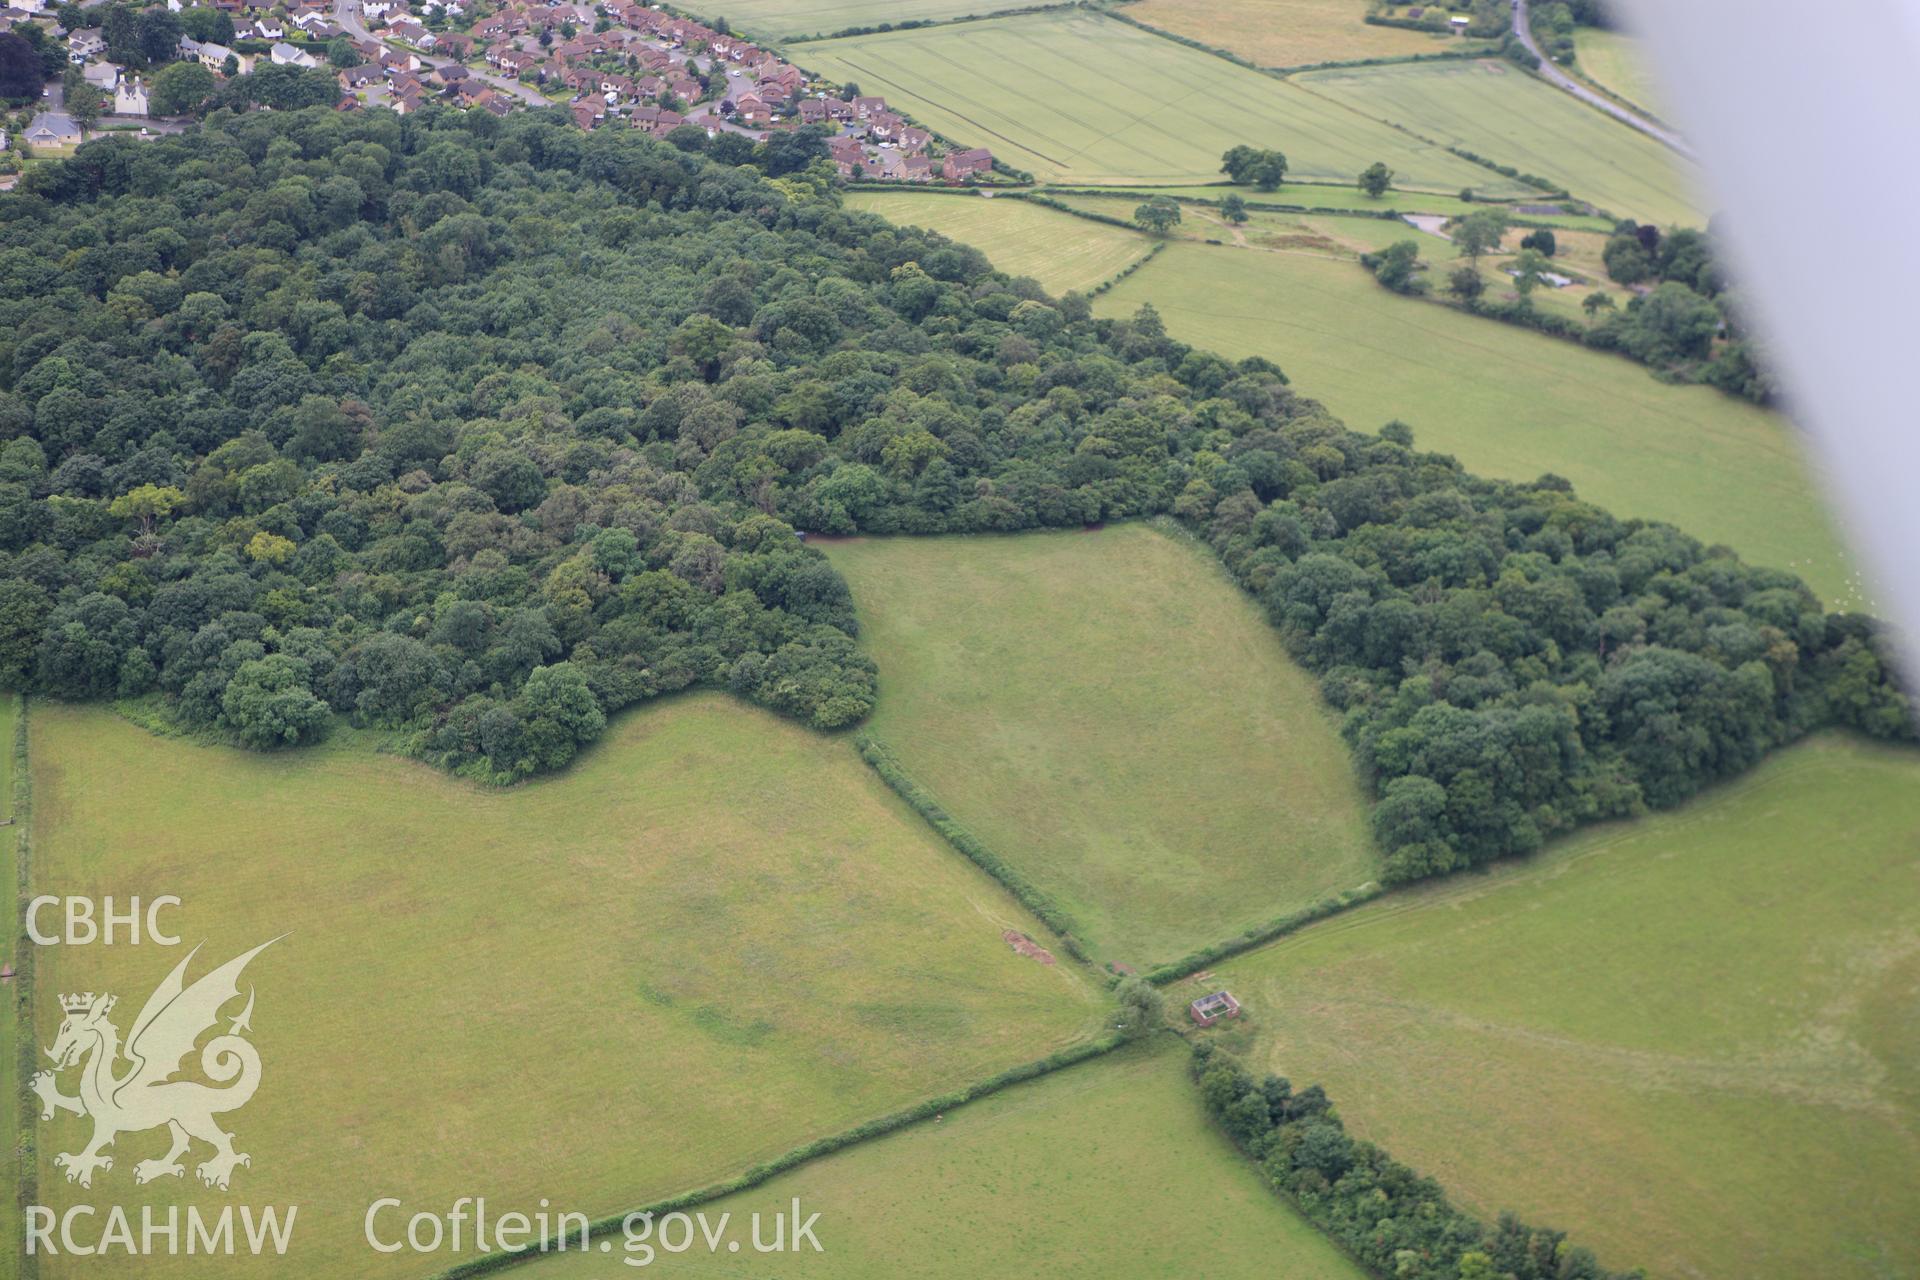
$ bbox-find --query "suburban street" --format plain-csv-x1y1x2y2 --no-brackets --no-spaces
1511,0,1692,158
329,0,551,105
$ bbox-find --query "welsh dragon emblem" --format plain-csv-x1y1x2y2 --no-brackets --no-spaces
33,938,280,1191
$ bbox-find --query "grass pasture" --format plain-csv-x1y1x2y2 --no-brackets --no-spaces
1117,0,1485,68
1211,733,1920,1280
823,525,1377,970
0,698,16,1280
525,1042,1369,1278
840,191,1856,602
1094,240,1861,605
793,10,1509,190
26,696,1104,1278
843,191,1155,294
1295,58,1706,225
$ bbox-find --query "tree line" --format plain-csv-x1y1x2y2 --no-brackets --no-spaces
0,104,1908,870
1359,209,1778,406
1193,1042,1641,1280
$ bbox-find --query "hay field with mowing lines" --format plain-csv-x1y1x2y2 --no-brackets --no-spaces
1211,733,1920,1280
27,696,1104,1279
793,10,1511,190
1094,240,1861,605
1296,58,1705,225
843,191,1155,294
1574,27,1669,120
674,0,1014,41
526,1043,1369,1278
823,525,1377,970
1118,0,1482,68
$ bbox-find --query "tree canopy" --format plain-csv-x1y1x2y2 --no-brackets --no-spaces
0,104,1907,868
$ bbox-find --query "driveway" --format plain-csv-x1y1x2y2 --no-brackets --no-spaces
1510,0,1692,159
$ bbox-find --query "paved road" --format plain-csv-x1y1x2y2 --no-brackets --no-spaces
683,65,768,138
1510,0,1692,159
330,0,550,105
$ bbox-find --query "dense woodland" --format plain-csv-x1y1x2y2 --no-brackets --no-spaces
1193,1042,1638,1280
0,105,1909,871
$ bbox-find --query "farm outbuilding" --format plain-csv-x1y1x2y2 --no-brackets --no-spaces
1188,990,1241,1026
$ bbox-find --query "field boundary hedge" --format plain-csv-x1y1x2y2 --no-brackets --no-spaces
11,695,36,1280
855,734,1090,960
1042,185,1411,221
1036,183,1605,228
1089,239,1164,294
1143,883,1381,984
428,1033,1128,1278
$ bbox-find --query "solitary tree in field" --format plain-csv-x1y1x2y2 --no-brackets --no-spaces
1358,161,1393,198
1583,291,1616,322
1520,227,1557,257
1221,144,1288,191
1369,239,1425,295
1511,247,1551,304
1452,208,1509,263
1134,196,1181,235
1448,265,1485,303
1114,977,1164,1039
1220,192,1247,224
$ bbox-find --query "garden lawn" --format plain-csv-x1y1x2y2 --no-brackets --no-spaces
823,524,1378,971
26,695,1104,1279
843,191,1155,295
522,1041,1369,1278
1095,240,1862,606
1295,58,1705,225
1210,732,1920,1280
793,10,1508,190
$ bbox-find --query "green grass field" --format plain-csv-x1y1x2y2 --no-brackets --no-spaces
1295,59,1705,225
1573,27,1669,120
524,1042,1368,1277
26,696,1104,1278
822,525,1377,970
0,698,16,1280
1209,732,1920,1280
674,0,1016,40
793,10,1511,190
844,192,1155,295
1117,0,1485,68
837,194,1855,603
1094,241,1862,605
